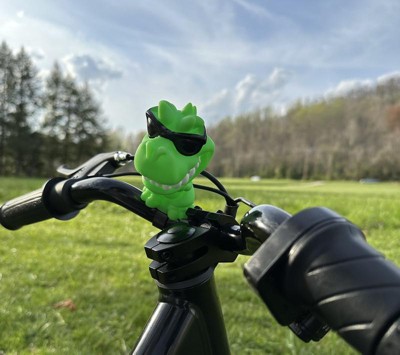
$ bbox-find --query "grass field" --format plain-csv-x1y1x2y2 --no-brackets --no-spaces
1,177,400,354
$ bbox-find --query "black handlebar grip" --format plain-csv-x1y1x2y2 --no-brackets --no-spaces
0,187,51,230
0,178,84,230
283,208,400,354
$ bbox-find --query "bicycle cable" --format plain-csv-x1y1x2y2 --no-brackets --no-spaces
102,154,256,210
102,171,247,208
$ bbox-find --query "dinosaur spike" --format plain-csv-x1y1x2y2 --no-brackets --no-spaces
158,100,178,124
182,102,197,116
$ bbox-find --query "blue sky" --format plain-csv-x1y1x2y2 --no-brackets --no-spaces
1,0,400,132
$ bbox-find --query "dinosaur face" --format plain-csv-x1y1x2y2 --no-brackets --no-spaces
134,100,215,196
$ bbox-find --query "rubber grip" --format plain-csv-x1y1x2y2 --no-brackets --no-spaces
284,216,400,354
0,178,80,230
0,186,53,230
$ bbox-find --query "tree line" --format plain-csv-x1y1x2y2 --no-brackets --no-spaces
2,40,400,180
207,79,400,180
0,41,108,176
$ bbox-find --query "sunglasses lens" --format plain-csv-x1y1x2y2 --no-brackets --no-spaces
145,109,207,156
146,114,158,137
174,138,204,156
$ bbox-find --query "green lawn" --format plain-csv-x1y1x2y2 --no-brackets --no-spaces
1,177,400,354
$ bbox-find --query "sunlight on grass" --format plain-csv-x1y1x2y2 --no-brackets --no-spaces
1,177,399,354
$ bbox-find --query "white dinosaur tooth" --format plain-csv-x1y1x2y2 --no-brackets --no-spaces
181,174,189,185
174,181,182,189
162,160,201,190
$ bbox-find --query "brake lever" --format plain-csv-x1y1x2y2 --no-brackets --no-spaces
57,151,134,179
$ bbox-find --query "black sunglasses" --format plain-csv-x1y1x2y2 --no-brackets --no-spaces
146,110,207,156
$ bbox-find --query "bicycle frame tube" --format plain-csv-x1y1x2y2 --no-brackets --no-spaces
132,268,230,355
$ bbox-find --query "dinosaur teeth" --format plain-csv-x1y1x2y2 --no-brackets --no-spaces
150,179,161,187
144,158,201,191
181,174,189,185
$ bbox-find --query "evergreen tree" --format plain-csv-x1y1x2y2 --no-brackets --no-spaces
74,83,107,162
0,41,16,175
59,74,80,163
42,62,108,169
42,63,64,136
42,62,67,170
0,42,109,177
8,47,41,175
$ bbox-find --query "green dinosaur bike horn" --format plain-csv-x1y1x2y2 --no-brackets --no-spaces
134,100,215,220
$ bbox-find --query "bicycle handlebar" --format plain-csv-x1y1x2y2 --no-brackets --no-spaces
69,177,170,228
0,178,84,230
0,177,170,231
244,207,400,354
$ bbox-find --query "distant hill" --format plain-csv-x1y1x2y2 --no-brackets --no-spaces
207,77,400,180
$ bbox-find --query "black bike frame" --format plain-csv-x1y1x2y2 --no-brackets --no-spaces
133,268,229,355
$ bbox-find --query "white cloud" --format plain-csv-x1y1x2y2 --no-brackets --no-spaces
26,47,45,61
267,68,291,89
201,68,292,122
235,74,258,109
0,11,136,128
377,71,400,84
63,54,123,85
325,79,374,98
325,71,400,98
